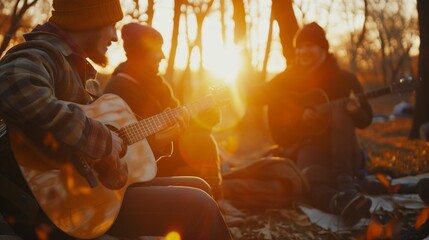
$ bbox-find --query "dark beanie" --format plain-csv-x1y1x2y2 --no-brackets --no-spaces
294,22,329,50
121,23,164,60
49,0,123,31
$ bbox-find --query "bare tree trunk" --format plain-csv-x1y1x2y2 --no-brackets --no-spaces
232,0,254,88
232,0,246,45
271,0,298,63
379,28,388,85
348,0,368,73
260,11,274,82
177,3,192,103
228,0,265,165
0,0,38,56
220,0,226,45
166,0,182,85
194,0,215,93
410,0,429,139
146,0,154,25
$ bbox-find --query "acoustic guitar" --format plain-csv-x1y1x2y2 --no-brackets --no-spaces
268,77,418,149
7,87,229,239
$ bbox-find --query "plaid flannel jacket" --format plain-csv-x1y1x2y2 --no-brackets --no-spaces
0,23,112,160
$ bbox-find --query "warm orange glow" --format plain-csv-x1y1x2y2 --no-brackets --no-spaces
364,217,396,240
375,173,390,189
375,173,400,194
43,132,59,152
416,207,429,230
64,163,91,195
165,231,181,240
104,40,127,73
35,223,53,240
6,216,16,225
64,162,73,187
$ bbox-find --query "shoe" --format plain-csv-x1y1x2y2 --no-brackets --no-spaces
330,191,372,226
217,200,246,218
417,178,429,204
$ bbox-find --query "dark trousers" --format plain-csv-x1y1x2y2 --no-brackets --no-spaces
293,108,363,212
107,177,232,240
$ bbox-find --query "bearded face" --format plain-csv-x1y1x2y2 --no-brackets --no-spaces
81,24,118,67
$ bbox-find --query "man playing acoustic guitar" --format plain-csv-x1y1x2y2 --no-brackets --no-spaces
104,23,245,225
248,22,373,226
0,0,232,239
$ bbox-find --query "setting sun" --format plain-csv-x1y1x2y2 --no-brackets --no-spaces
204,43,242,85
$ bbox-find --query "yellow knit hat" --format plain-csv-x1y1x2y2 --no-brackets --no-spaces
49,0,123,31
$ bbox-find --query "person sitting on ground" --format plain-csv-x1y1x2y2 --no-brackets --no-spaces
0,1,233,239
247,22,373,226
103,22,245,222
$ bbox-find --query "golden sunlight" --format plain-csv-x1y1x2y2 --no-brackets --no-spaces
165,231,181,240
105,40,127,74
204,43,242,86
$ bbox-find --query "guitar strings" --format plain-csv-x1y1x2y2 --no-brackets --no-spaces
119,95,216,145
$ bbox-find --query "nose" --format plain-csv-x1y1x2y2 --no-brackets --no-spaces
112,26,119,42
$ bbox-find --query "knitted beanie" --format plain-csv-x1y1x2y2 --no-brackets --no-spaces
121,23,164,59
294,22,329,50
49,0,123,31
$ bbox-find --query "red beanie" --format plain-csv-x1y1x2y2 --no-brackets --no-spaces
49,0,123,31
294,22,329,50
121,23,164,60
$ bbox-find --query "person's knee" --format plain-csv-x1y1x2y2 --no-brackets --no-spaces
185,188,219,213
185,176,213,196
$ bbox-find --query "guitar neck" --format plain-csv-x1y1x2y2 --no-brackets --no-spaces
317,86,392,113
120,95,216,145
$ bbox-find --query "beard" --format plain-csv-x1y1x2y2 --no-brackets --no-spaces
88,52,108,67
86,43,108,67
81,31,109,67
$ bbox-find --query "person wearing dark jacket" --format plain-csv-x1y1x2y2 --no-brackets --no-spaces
0,1,232,239
248,22,373,226
104,23,245,223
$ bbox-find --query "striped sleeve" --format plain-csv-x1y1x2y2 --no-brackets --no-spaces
0,48,112,159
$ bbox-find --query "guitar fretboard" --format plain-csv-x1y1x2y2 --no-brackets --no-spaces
316,86,393,113
118,95,216,145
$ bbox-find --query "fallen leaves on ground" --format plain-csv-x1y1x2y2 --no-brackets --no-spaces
227,117,429,239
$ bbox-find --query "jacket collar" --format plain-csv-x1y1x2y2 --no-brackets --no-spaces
25,22,87,58
24,22,97,81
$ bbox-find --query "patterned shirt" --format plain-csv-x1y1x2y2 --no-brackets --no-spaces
0,22,112,159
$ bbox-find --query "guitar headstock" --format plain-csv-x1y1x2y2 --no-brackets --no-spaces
209,85,231,106
391,76,419,95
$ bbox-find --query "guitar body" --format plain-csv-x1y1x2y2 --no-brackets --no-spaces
268,89,331,148
8,94,157,239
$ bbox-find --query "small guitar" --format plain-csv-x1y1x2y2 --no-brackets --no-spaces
7,86,229,239
268,77,418,149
